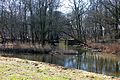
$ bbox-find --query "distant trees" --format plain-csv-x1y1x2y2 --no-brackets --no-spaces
101,0,120,39
62,0,88,44
0,0,62,46
0,0,120,46
64,0,120,43
84,0,105,42
84,0,120,42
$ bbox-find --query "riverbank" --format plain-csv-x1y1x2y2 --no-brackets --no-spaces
0,41,120,55
87,41,120,55
0,43,52,54
0,56,119,80
0,43,78,55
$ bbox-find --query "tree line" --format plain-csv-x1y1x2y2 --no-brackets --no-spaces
0,0,120,46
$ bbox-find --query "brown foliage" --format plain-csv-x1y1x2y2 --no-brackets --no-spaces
103,44,120,54
88,42,120,54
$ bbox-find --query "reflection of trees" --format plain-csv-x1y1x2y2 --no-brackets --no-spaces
50,54,53,63
63,56,76,68
75,52,120,75
116,61,119,73
76,50,83,69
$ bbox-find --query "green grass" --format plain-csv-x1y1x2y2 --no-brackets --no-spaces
9,75,32,80
40,76,70,80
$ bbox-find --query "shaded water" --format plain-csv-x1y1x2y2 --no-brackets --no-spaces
0,51,120,77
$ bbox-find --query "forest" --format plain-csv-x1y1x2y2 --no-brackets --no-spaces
0,0,119,45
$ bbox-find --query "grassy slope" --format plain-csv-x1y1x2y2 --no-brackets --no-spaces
0,56,119,80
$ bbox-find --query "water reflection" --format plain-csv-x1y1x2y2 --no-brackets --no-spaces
0,52,120,77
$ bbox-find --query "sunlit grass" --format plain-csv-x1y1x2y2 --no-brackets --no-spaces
9,74,32,80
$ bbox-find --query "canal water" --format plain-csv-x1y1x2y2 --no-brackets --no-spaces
0,51,120,77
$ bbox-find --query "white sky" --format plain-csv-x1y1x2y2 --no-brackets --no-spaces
58,0,89,13
58,0,72,13
0,0,89,14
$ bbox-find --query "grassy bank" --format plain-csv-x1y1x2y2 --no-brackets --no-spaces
0,56,119,80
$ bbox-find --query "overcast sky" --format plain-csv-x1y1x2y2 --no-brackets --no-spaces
0,0,88,14
58,0,89,13
58,0,72,13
